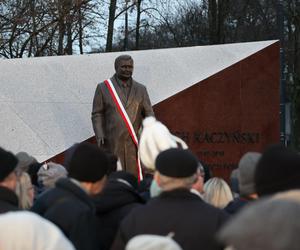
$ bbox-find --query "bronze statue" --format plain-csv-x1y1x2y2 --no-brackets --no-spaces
92,55,154,177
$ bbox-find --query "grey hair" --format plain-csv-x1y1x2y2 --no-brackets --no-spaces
157,172,197,191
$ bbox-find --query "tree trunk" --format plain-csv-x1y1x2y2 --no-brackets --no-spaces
135,0,142,50
58,1,66,55
208,0,218,44
29,0,36,57
106,0,117,52
78,7,84,54
66,0,73,54
217,0,230,43
293,3,300,148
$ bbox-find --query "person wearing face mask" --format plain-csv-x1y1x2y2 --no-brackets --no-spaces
92,55,154,179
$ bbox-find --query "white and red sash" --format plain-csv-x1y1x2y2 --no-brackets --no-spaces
104,79,143,181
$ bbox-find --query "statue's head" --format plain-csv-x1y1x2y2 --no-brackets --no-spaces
115,55,134,80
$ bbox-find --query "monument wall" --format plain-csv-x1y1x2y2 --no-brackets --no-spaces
153,42,280,180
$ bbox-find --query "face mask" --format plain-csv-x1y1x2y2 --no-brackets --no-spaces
150,179,162,198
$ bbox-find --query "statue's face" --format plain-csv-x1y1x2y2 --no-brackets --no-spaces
116,59,133,80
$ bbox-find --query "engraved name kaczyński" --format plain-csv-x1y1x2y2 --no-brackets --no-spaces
173,131,260,144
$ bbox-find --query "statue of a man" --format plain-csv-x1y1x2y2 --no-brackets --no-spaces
92,55,154,177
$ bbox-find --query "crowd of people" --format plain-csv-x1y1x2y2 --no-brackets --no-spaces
1,116,300,250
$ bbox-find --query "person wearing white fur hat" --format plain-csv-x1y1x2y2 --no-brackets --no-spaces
139,116,188,172
138,117,188,199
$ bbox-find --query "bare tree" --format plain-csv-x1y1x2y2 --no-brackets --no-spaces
106,0,117,52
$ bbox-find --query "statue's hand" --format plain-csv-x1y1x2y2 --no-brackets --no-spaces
97,137,105,147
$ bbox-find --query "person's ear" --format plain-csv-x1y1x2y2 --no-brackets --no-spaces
154,171,161,186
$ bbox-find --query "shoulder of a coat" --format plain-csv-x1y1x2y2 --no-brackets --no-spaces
133,80,147,89
97,81,107,89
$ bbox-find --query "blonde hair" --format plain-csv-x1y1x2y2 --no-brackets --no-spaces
15,172,34,209
203,177,233,208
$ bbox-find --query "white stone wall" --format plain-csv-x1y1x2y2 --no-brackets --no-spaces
0,40,277,161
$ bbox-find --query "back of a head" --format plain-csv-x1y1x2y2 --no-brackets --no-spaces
15,172,34,209
109,171,138,190
203,177,233,208
67,142,109,183
238,152,261,197
273,189,300,203
27,162,43,186
37,162,68,189
218,198,300,250
0,211,75,250
126,235,182,250
255,144,300,196
16,152,37,172
139,117,188,171
230,169,240,195
0,147,18,182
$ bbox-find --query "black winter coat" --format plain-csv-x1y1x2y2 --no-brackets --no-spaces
93,179,145,250
224,197,253,215
0,186,19,213
31,178,102,250
111,188,228,250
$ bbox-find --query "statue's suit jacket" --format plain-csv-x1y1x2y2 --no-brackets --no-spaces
92,75,154,176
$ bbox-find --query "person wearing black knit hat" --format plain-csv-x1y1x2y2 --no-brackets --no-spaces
32,142,109,250
224,152,261,215
255,144,300,197
0,147,19,213
93,170,145,250
111,148,228,250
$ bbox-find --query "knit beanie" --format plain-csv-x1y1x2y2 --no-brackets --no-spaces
255,144,300,196
16,152,37,172
139,117,188,171
67,142,109,183
155,148,198,178
0,147,18,181
238,152,261,196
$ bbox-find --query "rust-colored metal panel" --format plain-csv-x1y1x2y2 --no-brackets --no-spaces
153,42,280,181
